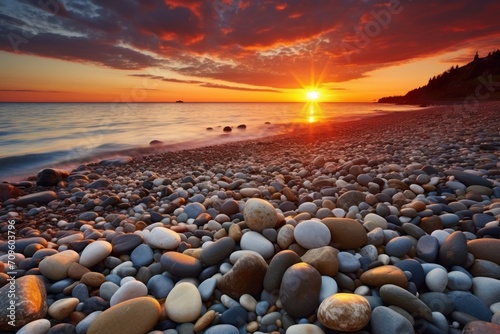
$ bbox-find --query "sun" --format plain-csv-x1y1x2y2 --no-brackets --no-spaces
306,90,320,101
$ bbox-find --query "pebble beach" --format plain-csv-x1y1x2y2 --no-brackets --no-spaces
0,102,499,334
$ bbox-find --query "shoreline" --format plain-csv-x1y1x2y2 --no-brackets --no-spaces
0,101,499,333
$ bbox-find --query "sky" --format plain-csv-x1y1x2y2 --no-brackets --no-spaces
0,0,499,102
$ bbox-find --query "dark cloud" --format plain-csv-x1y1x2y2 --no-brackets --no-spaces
200,83,281,93
1,0,499,89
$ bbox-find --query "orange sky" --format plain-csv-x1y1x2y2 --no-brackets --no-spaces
1,1,499,102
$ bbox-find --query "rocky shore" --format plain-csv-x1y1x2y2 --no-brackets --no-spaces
0,101,499,334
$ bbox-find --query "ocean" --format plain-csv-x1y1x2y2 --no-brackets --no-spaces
0,102,422,182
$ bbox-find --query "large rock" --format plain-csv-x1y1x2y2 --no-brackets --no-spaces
36,168,69,186
218,253,268,299
317,293,371,331
243,198,278,232
280,263,321,318
0,275,47,331
87,297,160,334
14,191,57,207
322,218,367,250
467,239,500,265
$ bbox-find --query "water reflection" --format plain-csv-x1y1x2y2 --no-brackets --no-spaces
301,101,323,124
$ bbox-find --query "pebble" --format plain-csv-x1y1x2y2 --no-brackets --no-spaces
39,250,79,281
48,297,79,320
385,236,413,257
322,217,367,249
371,306,414,334
472,277,500,307
317,293,371,331
148,274,174,299
16,319,51,334
79,241,112,268
286,324,325,334
264,251,301,295
165,282,202,323
439,231,468,269
416,235,439,262
337,251,360,272
280,263,321,318
217,253,268,299
447,290,493,321
426,268,449,292
14,190,57,207
467,239,500,265
293,220,331,249
243,198,278,232
87,297,160,334
360,265,408,288
110,280,148,306
0,276,47,331
147,226,181,250
379,284,433,321
200,236,235,266
240,231,275,259
448,270,472,291
130,244,154,267
160,251,203,277
319,276,338,303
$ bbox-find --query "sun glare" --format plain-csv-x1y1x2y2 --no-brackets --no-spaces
307,91,320,101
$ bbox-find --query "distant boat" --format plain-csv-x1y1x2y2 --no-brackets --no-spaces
176,100,184,103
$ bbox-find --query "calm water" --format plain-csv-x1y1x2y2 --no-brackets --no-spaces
0,102,421,181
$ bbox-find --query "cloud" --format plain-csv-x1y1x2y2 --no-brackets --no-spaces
1,0,499,89
128,74,281,93
200,83,281,93
0,89,66,93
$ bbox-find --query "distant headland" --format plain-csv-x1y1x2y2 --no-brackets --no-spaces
379,50,500,104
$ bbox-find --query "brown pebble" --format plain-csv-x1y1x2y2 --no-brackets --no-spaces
419,216,443,234
282,187,297,202
228,224,242,242
81,272,106,287
410,201,427,212
193,310,216,332
70,311,87,325
135,221,147,230
213,228,227,240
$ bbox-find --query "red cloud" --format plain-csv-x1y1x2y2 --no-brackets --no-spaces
1,0,499,90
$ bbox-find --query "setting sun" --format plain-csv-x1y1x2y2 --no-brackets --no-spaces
307,91,320,101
